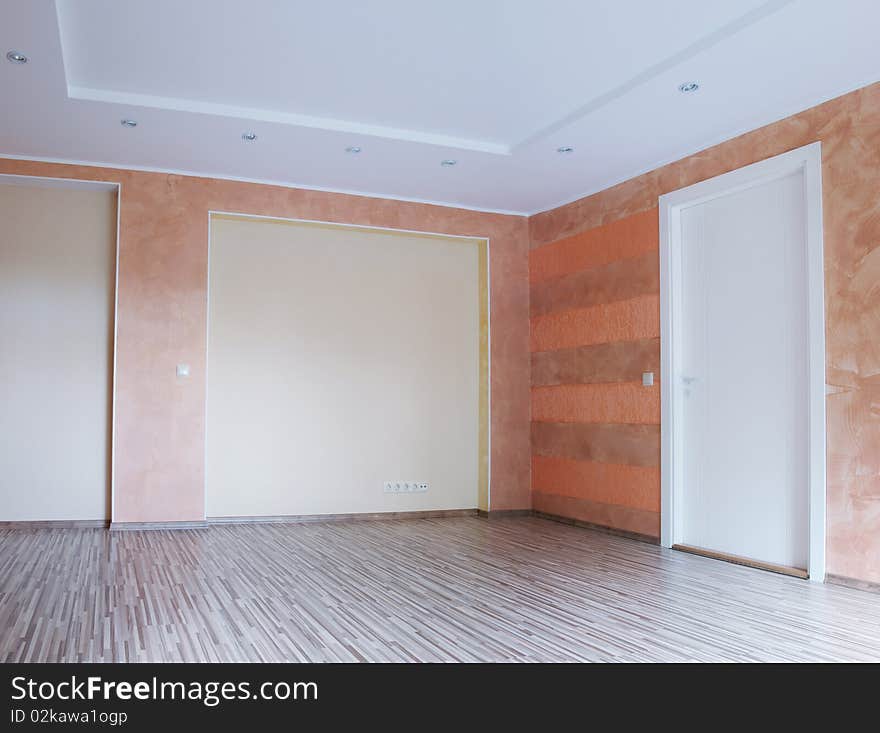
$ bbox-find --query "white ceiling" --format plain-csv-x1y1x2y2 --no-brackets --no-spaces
1,0,878,215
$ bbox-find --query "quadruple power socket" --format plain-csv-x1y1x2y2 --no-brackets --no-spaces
384,481,428,494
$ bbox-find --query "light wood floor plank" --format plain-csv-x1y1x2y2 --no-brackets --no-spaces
1,517,879,662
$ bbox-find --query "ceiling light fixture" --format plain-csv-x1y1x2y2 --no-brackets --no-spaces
120,119,138,128
678,81,700,93
440,159,457,167
556,146,575,154
345,146,362,154
6,51,28,64
242,131,257,142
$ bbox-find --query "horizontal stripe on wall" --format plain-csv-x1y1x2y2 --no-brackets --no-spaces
531,337,660,386
530,294,660,353
532,490,660,538
532,455,659,512
530,252,658,318
531,421,660,467
529,208,658,283
531,382,659,424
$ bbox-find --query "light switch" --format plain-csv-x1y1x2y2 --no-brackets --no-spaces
642,371,654,387
176,364,190,378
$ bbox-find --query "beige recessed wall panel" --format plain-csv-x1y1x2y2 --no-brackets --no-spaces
207,215,482,517
0,183,116,521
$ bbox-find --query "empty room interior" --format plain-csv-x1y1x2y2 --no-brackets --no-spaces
3,0,880,666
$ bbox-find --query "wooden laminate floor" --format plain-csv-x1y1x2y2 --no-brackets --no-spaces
1,516,879,662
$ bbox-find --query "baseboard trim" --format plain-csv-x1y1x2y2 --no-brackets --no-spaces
5,511,479,532
207,508,478,525
0,510,667,548
532,510,660,545
826,573,880,594
110,521,209,531
477,509,533,519
0,519,109,530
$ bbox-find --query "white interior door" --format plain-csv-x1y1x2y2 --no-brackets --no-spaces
677,170,809,570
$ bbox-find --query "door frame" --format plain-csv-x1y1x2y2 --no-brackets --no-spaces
658,142,826,581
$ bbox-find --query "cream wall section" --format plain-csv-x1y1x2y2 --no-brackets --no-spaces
0,183,116,521
207,216,481,517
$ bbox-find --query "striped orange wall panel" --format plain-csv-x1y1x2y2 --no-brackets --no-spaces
531,338,660,387
530,295,660,353
531,456,659,512
532,383,660,424
529,252,658,318
529,208,658,284
531,421,660,467
529,208,661,537
532,491,661,538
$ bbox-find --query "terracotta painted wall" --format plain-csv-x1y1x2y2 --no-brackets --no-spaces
0,158,531,521
528,82,880,584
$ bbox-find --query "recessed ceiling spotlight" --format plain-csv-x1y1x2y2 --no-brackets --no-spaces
556,146,575,154
120,119,138,128
345,146,362,154
678,81,700,93
241,131,257,142
440,159,457,167
6,51,28,64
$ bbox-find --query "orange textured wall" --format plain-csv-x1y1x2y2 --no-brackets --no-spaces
529,209,661,537
529,82,880,583
0,158,531,521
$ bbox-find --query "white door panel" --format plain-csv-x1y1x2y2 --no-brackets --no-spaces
678,171,808,569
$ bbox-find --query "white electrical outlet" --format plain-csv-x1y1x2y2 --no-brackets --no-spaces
384,481,429,493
